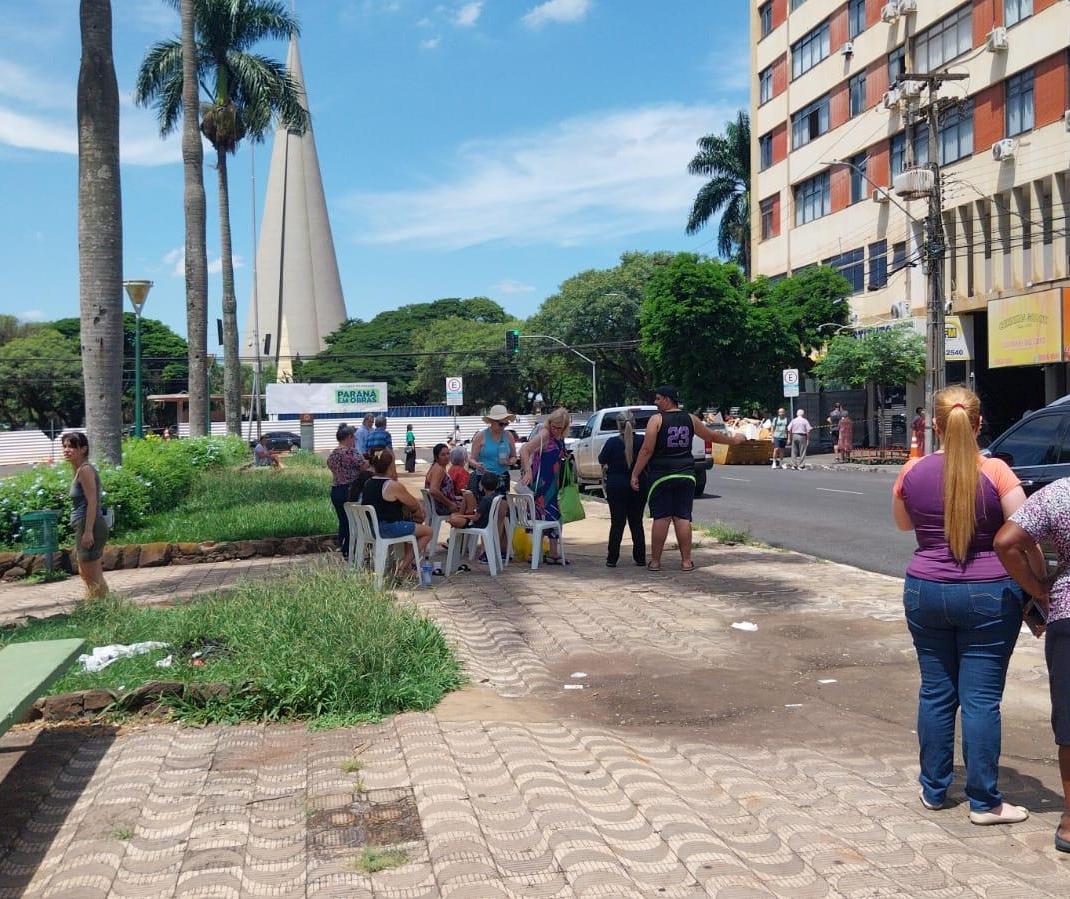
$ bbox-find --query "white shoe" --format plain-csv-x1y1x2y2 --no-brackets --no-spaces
969,803,1029,825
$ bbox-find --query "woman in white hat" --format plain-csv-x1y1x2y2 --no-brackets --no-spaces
469,404,518,500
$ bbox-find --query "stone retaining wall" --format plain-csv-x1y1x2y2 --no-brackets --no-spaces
0,535,336,580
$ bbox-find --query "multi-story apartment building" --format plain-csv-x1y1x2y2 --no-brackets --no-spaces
751,0,1069,431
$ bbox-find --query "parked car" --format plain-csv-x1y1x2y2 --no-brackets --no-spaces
525,422,585,453
984,400,1070,496
250,431,301,452
570,406,712,495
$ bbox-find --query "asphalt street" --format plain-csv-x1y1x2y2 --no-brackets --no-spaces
694,462,916,577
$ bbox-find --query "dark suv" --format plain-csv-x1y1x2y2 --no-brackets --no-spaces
985,401,1070,496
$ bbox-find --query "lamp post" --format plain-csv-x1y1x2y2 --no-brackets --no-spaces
123,280,153,438
205,354,216,435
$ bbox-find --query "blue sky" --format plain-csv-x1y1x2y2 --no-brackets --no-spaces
0,0,748,340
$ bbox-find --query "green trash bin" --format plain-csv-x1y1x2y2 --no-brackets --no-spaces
20,510,59,575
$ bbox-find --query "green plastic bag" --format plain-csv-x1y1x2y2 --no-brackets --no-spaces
557,460,585,524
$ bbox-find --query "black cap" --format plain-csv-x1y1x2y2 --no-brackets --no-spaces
654,385,680,404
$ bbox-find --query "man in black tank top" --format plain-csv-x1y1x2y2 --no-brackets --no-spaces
630,385,745,572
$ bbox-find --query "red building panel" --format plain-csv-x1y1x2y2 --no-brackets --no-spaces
869,142,890,189
771,122,788,165
866,58,889,108
973,83,1004,151
830,4,850,52
771,0,787,30
1035,52,1069,128
972,0,1002,50
772,54,788,97
830,82,850,129
831,166,851,212
865,0,883,28
1035,0,1060,13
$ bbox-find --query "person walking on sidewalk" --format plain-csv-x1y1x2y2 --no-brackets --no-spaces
366,416,393,453
912,407,928,456
599,409,646,568
404,424,417,472
836,410,854,462
356,413,375,457
327,424,365,561
995,478,1070,851
770,407,789,469
630,385,743,572
892,386,1029,825
827,403,844,452
787,409,812,469
62,432,109,599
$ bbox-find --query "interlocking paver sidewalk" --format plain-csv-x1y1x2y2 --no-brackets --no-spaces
1,504,1067,896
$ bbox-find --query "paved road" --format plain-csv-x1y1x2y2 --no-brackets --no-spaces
695,463,916,577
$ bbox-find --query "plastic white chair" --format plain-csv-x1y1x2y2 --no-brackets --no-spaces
344,502,373,571
348,504,421,590
445,495,504,577
420,487,448,558
505,492,564,570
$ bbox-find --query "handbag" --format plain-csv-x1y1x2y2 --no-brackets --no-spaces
557,457,585,524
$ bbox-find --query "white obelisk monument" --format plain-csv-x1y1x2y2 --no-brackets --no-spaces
243,37,347,378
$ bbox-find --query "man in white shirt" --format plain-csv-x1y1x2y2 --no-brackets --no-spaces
787,409,813,470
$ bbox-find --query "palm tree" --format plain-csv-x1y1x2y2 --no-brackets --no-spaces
180,0,209,436
78,0,124,463
135,0,309,436
685,110,751,277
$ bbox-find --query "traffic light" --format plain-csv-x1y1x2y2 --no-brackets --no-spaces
506,329,520,356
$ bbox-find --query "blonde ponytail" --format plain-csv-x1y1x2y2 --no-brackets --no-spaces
618,410,636,468
935,386,982,565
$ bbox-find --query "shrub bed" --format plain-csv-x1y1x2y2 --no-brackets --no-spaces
0,435,248,549
2,567,465,726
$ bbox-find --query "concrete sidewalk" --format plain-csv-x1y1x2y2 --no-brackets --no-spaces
1,503,1066,897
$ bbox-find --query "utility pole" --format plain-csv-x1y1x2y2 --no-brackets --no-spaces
899,72,965,453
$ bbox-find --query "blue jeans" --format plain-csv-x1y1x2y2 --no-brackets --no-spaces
903,574,1023,811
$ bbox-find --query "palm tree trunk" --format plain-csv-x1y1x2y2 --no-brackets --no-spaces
215,147,242,436
181,0,209,437
77,0,123,464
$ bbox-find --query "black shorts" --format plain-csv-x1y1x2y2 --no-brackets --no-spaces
647,474,695,521
773,437,787,449
1045,617,1070,745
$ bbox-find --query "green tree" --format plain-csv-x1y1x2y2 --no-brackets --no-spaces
0,329,85,430
751,266,852,364
812,327,925,447
639,254,750,411
78,0,124,462
0,315,41,347
135,0,309,436
686,111,750,276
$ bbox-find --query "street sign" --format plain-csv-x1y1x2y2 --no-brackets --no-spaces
445,376,464,406
782,368,800,398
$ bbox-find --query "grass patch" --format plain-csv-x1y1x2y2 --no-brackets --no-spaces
0,566,464,726
110,826,134,841
340,757,363,774
115,454,335,544
700,521,755,546
355,846,409,873
23,570,71,585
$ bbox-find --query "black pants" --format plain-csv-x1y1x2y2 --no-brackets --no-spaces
404,448,416,472
331,484,350,559
606,482,645,565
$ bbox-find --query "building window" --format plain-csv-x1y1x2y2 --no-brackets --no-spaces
759,133,774,170
890,132,906,177
892,241,907,270
912,123,930,167
760,2,773,38
790,0,807,10
795,172,831,225
939,99,974,164
834,249,866,293
848,0,866,38
888,46,905,85
849,72,867,117
913,6,972,74
1006,68,1035,137
760,197,776,240
849,152,868,204
1005,0,1032,26
792,22,830,79
759,66,773,104
791,94,830,149
869,240,888,289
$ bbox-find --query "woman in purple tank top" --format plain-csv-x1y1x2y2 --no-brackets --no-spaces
892,386,1029,825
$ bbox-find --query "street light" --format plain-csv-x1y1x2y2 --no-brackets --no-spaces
205,354,216,436
123,280,153,438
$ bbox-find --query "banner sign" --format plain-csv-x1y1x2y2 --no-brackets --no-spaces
856,316,973,362
266,382,389,415
988,291,1062,368
445,376,463,406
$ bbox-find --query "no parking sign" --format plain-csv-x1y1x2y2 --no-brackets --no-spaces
445,377,464,406
782,368,800,398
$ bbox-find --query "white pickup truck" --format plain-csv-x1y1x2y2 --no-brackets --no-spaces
570,405,714,496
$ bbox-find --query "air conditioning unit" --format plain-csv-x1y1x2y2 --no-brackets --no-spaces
945,301,954,315
893,166,936,198
872,188,891,204
992,138,1017,161
882,88,902,109
890,301,907,319
900,79,924,99
1064,109,1070,132
898,0,917,14
881,2,900,23
987,27,1009,51
841,41,854,56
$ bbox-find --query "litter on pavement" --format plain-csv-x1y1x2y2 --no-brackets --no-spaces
78,642,169,673
570,672,587,679
731,621,758,632
817,678,838,684
563,684,584,690
155,655,174,669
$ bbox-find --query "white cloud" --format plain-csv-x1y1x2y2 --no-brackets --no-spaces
416,16,433,26
420,36,442,49
492,279,536,294
0,57,74,109
18,309,46,322
0,106,76,154
345,102,730,249
522,0,591,28
163,248,244,278
455,1,483,27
